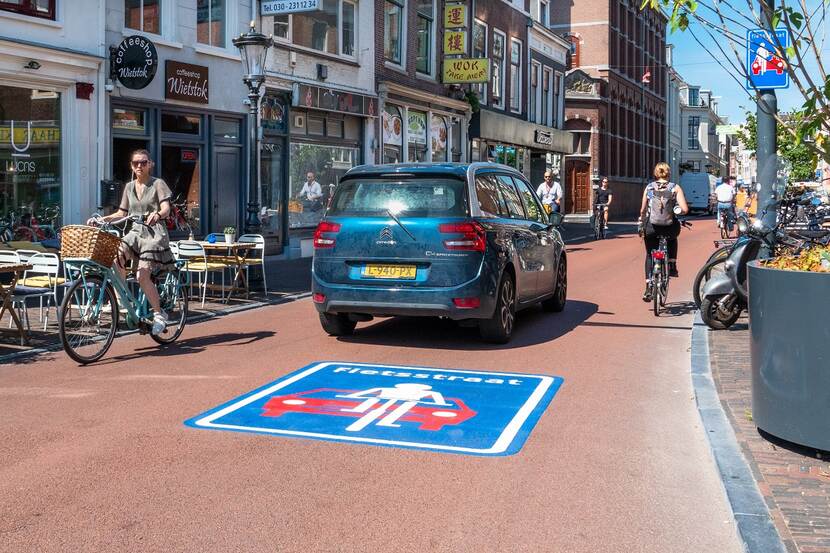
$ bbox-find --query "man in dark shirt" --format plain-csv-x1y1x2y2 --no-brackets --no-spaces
595,177,613,229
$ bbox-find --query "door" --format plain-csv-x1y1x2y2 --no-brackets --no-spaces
493,173,541,301
514,177,557,296
213,146,241,235
566,160,591,213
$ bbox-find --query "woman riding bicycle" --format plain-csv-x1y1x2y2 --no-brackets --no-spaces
639,162,689,301
87,149,175,335
595,176,613,229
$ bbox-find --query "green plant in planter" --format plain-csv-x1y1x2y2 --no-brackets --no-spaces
763,246,830,272
223,226,236,235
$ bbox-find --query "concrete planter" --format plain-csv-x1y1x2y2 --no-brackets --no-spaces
749,260,830,451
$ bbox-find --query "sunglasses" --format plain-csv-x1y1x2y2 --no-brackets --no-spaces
131,160,149,167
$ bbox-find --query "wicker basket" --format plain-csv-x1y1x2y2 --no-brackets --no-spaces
60,225,122,266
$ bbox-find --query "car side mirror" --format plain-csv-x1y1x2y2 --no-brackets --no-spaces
547,211,564,227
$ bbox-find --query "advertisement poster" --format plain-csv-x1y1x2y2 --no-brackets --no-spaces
408,111,427,144
382,109,402,146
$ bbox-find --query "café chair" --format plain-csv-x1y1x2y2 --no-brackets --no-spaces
238,234,267,294
11,252,61,331
176,240,227,307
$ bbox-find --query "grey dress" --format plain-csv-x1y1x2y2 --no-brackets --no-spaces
117,178,176,271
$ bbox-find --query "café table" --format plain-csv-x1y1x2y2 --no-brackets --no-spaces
192,241,255,302
0,262,33,345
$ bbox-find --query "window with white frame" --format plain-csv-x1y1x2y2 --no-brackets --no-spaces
384,0,404,64
270,0,356,57
509,39,522,112
553,71,563,127
530,62,540,123
197,0,225,48
688,116,700,150
125,0,161,34
472,21,487,106
492,30,506,109
415,0,434,74
537,0,548,26
542,67,552,126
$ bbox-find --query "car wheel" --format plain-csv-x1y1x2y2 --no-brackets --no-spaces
542,256,567,312
319,312,357,336
479,273,516,344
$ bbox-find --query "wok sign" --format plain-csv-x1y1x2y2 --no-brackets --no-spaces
185,361,562,456
442,58,489,84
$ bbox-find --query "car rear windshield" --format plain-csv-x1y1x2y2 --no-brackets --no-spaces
327,177,469,217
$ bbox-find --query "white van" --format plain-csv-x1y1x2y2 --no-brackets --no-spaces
679,172,717,214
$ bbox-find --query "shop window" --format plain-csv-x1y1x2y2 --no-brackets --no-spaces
495,175,525,219
0,0,54,19
0,85,62,234
112,108,147,133
430,114,448,162
492,31,506,109
197,0,225,48
288,143,359,229
160,145,201,235
384,0,404,64
472,21,487,106
415,0,434,74
214,119,240,142
451,118,462,162
509,39,522,113
161,112,201,135
125,0,161,34
407,110,427,162
382,105,403,164
260,141,284,240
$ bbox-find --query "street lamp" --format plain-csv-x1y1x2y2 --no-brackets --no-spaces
233,21,273,234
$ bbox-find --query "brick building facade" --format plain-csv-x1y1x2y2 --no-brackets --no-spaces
553,0,668,217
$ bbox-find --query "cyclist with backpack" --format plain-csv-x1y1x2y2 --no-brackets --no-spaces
638,162,689,301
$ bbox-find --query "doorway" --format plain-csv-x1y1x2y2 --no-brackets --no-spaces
566,159,591,213
160,145,202,236
212,146,241,234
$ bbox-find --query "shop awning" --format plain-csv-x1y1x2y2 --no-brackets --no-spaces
470,110,573,154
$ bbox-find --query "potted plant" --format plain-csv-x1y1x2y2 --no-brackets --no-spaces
223,226,236,244
748,246,830,451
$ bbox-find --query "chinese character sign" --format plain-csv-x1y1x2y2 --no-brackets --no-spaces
746,29,789,90
444,31,466,55
444,4,467,28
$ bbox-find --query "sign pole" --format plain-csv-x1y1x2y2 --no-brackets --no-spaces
756,0,778,256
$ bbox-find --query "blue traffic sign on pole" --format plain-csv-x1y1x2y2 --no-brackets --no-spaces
746,29,790,90
185,361,563,456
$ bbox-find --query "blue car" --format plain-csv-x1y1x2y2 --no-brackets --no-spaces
311,162,567,343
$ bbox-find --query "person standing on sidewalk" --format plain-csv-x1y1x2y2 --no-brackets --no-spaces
639,162,689,301
536,171,563,214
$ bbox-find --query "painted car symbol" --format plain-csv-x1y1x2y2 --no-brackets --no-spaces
751,55,785,76
261,388,477,431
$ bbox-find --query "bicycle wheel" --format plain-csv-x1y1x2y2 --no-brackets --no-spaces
693,256,727,308
59,276,118,364
593,216,601,240
151,272,188,345
660,271,669,307
652,274,661,316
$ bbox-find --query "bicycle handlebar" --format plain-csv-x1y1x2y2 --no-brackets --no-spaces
88,214,149,229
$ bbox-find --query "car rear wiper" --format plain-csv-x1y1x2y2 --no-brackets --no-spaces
386,209,417,241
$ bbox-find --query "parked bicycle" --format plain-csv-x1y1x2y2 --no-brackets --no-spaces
59,215,189,364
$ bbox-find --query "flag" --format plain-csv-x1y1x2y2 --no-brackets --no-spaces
641,69,651,84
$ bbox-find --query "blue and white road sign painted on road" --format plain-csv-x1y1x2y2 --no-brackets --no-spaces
185,361,563,456
746,29,790,90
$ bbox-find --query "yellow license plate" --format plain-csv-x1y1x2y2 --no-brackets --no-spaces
361,264,417,279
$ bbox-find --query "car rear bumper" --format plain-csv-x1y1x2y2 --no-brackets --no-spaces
312,274,496,320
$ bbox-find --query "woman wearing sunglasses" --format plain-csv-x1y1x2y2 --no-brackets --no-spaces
88,149,175,335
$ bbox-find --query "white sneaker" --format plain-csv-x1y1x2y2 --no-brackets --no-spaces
151,310,168,335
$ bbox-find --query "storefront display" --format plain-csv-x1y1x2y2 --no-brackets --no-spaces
382,105,403,163
0,85,62,238
380,93,465,164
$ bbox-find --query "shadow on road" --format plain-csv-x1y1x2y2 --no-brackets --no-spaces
93,330,277,365
582,320,692,331
337,299,598,350
660,301,697,317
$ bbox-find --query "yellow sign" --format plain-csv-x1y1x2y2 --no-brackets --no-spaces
444,4,467,28
444,31,467,55
0,125,61,146
442,58,489,83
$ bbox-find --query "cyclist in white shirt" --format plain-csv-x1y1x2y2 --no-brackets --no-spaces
715,177,736,232
536,171,563,214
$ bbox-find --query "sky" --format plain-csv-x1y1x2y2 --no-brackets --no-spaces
666,0,827,125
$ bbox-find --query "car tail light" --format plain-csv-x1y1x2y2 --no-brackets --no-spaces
439,221,486,252
453,297,481,309
313,221,341,249
651,250,666,260
313,293,326,303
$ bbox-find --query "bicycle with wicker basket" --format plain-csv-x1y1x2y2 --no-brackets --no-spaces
58,216,188,364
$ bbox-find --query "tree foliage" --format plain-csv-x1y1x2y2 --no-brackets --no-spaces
644,0,830,166
737,110,818,180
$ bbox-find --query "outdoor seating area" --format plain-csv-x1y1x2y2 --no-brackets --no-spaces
0,232,272,352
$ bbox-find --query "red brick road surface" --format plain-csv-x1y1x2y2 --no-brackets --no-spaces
1,222,744,552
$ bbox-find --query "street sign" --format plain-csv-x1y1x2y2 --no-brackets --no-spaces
746,29,789,90
261,0,320,15
716,124,740,136
185,361,562,456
